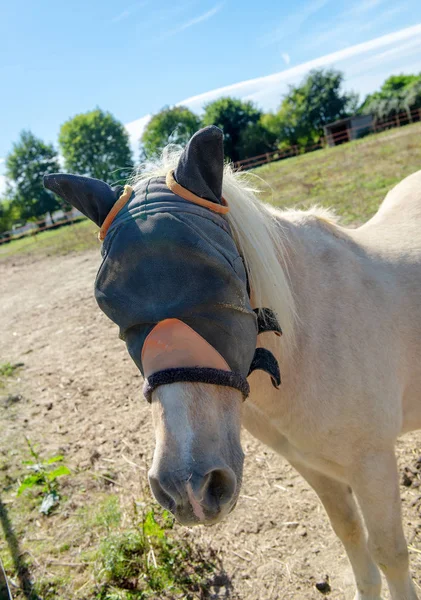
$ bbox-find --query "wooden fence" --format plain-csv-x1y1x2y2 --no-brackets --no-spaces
2,106,421,246
233,107,421,170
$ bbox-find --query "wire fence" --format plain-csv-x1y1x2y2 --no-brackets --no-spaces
2,107,421,248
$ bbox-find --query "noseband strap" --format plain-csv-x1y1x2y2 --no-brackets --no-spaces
143,367,250,403
142,307,283,402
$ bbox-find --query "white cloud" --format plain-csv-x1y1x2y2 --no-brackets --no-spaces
193,24,421,107
159,3,223,40
112,10,131,23
125,114,152,154
306,1,410,50
123,23,421,150
262,0,332,46
109,1,149,24
346,0,386,17
3,24,419,168
347,36,421,76
281,53,291,66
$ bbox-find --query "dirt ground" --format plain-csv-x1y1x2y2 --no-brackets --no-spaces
1,249,421,599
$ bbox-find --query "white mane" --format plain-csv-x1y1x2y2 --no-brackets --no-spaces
132,147,297,348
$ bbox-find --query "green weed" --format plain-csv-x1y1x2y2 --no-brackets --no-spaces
17,438,71,515
0,362,23,388
94,501,216,599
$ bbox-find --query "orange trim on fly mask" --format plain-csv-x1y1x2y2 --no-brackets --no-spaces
98,185,134,241
141,318,230,377
166,170,230,215
98,172,229,242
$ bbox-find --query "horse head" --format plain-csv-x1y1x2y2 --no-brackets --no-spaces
44,126,280,526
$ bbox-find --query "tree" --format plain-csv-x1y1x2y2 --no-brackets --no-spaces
238,118,278,161
381,74,419,93
274,69,358,148
202,98,270,162
405,78,421,111
0,199,21,235
141,106,201,158
360,73,421,123
5,131,61,223
59,109,133,184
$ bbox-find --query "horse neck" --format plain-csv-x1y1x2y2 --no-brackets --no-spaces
265,211,349,362
246,212,342,420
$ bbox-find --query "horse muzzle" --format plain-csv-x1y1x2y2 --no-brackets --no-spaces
148,466,237,526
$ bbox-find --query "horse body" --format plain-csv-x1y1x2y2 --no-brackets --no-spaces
44,128,421,599
246,199,421,465
243,171,421,599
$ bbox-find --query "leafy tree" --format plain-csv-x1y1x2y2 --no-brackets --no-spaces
141,106,201,158
0,199,21,235
405,78,421,111
381,74,419,93
275,91,312,149
202,98,269,162
274,69,358,148
5,131,61,223
361,73,421,123
59,109,133,183
238,118,278,160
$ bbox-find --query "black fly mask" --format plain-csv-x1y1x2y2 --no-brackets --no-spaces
44,126,281,401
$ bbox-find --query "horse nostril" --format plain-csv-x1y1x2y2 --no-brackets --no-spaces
148,474,177,513
201,467,237,511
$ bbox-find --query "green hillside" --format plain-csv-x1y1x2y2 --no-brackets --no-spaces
256,123,421,225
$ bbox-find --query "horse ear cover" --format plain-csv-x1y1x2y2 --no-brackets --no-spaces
43,173,123,227
174,125,224,205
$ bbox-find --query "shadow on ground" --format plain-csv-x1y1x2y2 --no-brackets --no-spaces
0,499,39,600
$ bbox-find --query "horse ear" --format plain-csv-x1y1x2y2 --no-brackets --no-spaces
43,173,123,227
174,125,224,205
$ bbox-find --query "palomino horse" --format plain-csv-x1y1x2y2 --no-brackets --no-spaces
44,126,421,599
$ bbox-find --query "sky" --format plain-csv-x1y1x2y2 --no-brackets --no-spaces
1,0,421,194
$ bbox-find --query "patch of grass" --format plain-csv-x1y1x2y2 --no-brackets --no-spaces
0,218,98,261
256,123,421,225
0,363,19,378
0,362,23,389
0,468,222,600
95,504,215,599
94,495,122,531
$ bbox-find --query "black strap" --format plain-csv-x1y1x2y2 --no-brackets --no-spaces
143,367,250,403
248,347,281,388
142,309,283,402
254,308,282,336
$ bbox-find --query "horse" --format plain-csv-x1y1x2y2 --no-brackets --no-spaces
44,126,421,600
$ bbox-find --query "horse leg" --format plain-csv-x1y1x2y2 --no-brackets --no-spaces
291,461,382,600
351,449,418,600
